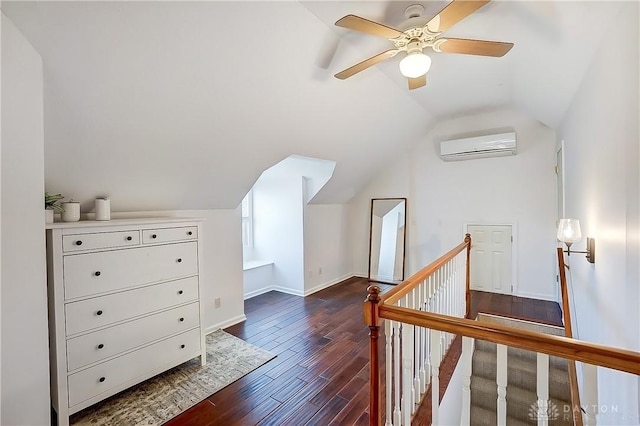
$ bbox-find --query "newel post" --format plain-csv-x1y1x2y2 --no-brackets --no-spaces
365,285,382,426
464,233,472,319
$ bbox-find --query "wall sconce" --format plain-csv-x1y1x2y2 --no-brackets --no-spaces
557,218,595,263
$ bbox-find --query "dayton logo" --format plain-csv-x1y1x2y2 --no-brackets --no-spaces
528,400,561,421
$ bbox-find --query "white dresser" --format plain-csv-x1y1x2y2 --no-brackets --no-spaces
45,218,206,426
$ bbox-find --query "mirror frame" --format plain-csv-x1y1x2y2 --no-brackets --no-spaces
368,197,407,285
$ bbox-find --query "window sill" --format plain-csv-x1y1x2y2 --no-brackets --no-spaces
243,260,274,271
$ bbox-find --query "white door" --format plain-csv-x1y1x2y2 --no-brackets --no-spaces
468,225,513,294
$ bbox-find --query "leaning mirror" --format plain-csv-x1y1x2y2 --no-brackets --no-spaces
368,198,406,284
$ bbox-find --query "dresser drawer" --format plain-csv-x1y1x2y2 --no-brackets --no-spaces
62,231,140,253
68,328,201,408
63,242,198,300
66,301,200,371
142,226,197,244
65,277,199,336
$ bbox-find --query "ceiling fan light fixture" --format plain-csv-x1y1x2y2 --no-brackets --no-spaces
399,51,431,78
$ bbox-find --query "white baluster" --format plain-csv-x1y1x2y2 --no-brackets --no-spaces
430,272,435,308
410,291,419,412
457,254,462,317
497,344,508,426
537,352,550,426
452,256,458,317
439,267,446,360
460,336,474,426
420,281,427,394
448,261,453,316
455,255,460,316
453,257,458,316
402,296,414,422
420,323,427,394
446,261,453,345
393,321,401,425
385,321,393,426
425,276,433,389
430,329,441,426
582,363,597,425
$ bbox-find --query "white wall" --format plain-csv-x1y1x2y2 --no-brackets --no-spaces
1,13,50,425
439,359,464,426
348,157,412,278
242,155,340,298
349,109,558,300
303,204,351,294
252,174,305,295
558,3,639,423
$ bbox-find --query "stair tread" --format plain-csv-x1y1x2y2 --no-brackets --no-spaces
474,339,569,370
476,313,565,336
468,314,575,426
470,404,532,426
471,348,572,400
473,348,570,378
471,375,573,424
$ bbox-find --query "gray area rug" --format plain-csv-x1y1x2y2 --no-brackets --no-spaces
71,330,275,425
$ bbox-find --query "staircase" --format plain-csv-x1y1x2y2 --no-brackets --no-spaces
470,313,574,426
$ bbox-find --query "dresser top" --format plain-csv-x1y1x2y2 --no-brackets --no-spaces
46,217,203,230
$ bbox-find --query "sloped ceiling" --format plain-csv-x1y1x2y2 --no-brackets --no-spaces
1,1,626,210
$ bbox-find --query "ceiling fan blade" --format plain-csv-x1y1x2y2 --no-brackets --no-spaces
335,15,404,39
425,0,491,33
408,75,427,90
437,38,514,57
334,49,400,80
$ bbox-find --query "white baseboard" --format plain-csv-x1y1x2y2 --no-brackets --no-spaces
303,273,354,296
271,285,305,297
204,314,247,335
244,287,276,300
243,273,360,300
516,290,556,302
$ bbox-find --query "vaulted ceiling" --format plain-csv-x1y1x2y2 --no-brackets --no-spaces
1,1,625,210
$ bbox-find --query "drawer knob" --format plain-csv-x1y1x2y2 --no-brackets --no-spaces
96,310,103,316
99,377,106,383
75,240,83,246
179,317,184,322
180,344,186,349
177,258,183,263
97,344,104,349
178,290,184,295
151,234,157,239
94,271,101,277
126,236,133,241
187,231,193,236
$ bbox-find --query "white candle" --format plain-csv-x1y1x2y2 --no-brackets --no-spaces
61,202,80,222
95,198,111,221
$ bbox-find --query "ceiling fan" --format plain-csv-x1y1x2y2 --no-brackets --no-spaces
334,0,514,90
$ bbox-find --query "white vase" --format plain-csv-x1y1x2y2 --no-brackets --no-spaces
45,209,54,224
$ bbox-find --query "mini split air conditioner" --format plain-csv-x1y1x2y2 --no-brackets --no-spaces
439,131,517,161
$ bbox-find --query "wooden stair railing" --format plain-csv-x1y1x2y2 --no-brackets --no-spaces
365,237,640,426
365,234,472,426
557,247,583,426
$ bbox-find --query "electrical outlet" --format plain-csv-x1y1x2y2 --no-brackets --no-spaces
214,297,221,308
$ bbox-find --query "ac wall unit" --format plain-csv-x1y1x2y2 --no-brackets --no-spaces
439,131,517,161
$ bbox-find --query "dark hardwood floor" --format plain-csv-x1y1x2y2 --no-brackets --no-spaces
470,289,563,327
166,279,563,425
